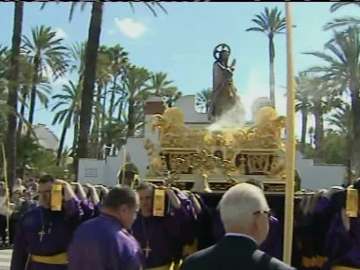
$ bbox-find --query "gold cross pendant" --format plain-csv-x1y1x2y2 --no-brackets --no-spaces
38,230,45,242
143,241,152,258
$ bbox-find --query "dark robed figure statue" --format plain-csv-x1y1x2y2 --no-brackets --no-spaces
209,43,239,120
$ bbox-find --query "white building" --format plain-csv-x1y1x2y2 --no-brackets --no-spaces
33,124,59,152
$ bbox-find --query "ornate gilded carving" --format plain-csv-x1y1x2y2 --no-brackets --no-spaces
247,153,271,174
144,139,164,177
148,105,287,183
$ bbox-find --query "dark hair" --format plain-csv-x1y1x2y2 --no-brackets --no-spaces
103,187,137,210
136,182,155,192
246,179,264,191
39,174,55,184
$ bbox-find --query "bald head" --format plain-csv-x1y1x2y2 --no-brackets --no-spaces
219,183,270,244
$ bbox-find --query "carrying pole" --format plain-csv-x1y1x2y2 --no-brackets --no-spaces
283,2,296,264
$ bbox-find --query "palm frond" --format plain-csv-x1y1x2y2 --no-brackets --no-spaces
330,3,360,13
69,2,79,22
324,17,360,31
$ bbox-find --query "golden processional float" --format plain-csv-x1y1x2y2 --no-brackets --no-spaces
145,106,286,193
142,3,295,264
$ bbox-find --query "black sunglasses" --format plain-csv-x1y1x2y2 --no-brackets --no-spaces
253,210,271,218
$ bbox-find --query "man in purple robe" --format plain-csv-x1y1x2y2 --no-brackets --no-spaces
68,186,143,270
132,182,193,270
10,175,83,270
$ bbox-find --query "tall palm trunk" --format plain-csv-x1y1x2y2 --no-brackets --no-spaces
269,35,276,108
108,77,117,122
56,113,72,166
350,80,360,176
100,84,107,158
6,1,23,191
345,133,352,185
313,103,324,163
117,99,124,121
106,77,117,157
72,113,79,157
93,84,102,158
17,87,27,141
28,55,40,129
127,97,135,137
300,109,308,153
77,1,103,173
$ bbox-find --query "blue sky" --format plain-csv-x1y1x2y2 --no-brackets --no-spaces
0,2,357,147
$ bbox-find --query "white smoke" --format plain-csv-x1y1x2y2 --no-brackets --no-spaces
208,99,246,131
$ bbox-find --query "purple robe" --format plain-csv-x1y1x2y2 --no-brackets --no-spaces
68,214,143,270
324,212,360,269
10,199,83,270
132,203,192,268
173,190,197,245
79,200,96,221
171,191,198,261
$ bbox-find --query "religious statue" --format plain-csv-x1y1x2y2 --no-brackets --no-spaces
209,43,239,120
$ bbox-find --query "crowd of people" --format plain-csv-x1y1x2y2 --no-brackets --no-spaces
5,174,360,270
0,178,38,247
5,174,294,270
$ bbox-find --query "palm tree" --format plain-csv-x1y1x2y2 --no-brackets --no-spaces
69,42,86,78
196,88,212,113
16,55,52,140
147,72,181,107
41,2,166,172
147,73,179,107
52,81,82,165
324,3,360,30
328,102,352,138
162,87,182,108
327,102,352,181
17,55,33,140
295,74,312,153
0,48,9,133
0,45,7,84
22,25,68,126
104,45,128,156
88,45,113,158
246,7,286,108
149,72,174,96
123,66,152,137
6,1,23,190
309,79,337,161
305,27,360,175
68,2,167,166
0,46,8,112
67,42,86,161
295,71,342,160
106,45,129,118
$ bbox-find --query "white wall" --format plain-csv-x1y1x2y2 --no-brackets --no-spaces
125,138,149,178
78,159,105,185
174,95,209,123
103,156,122,187
296,152,345,190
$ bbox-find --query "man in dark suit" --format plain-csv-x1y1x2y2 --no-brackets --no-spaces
181,183,296,270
